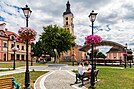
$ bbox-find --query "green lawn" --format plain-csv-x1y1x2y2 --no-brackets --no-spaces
0,62,26,68
0,71,48,89
0,61,47,68
95,68,134,89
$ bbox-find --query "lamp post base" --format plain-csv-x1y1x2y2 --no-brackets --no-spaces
25,71,30,89
89,85,96,89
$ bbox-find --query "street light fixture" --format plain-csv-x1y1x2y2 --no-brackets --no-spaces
22,5,32,89
88,10,97,88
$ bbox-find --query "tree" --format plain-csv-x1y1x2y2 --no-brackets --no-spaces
40,25,75,61
96,52,106,59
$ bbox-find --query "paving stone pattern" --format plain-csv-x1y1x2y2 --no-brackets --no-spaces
44,70,76,89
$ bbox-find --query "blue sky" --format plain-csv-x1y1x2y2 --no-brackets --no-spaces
0,0,134,53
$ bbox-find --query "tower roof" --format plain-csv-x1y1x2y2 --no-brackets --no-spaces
63,1,73,16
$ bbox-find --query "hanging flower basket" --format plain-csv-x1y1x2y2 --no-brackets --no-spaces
18,27,37,41
85,35,102,45
123,52,127,56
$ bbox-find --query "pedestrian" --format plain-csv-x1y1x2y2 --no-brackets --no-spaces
87,61,92,72
75,62,85,86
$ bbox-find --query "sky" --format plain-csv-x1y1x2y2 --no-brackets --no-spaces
0,0,134,53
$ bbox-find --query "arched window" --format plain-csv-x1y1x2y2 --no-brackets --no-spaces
11,36,15,40
66,22,68,25
66,17,68,20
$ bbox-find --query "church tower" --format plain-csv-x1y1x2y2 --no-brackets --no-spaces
63,1,74,36
62,1,86,63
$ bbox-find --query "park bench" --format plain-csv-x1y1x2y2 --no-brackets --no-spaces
75,69,99,85
83,69,99,81
0,77,20,89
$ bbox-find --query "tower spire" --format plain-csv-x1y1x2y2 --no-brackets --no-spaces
63,1,73,15
66,1,71,12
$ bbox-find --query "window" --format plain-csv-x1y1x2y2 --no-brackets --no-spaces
17,45,19,49
22,46,24,50
11,44,14,48
17,54,20,60
21,55,24,60
71,18,73,21
3,43,7,47
66,17,68,20
11,54,14,60
11,36,14,40
66,22,68,25
4,54,6,61
0,32,4,36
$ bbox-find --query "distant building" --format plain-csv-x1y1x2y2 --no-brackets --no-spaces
62,1,86,62
0,23,31,61
106,47,123,60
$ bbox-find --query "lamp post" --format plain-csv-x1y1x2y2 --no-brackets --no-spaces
88,10,97,88
124,43,127,69
129,49,132,68
22,5,32,89
12,38,16,70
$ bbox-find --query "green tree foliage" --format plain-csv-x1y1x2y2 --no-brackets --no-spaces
31,40,45,57
40,25,75,57
96,52,106,58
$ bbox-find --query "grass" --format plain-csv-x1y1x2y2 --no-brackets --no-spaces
0,71,48,89
0,62,26,68
73,66,134,89
95,68,134,89
0,61,47,68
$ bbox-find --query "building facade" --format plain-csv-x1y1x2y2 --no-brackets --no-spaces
0,23,31,61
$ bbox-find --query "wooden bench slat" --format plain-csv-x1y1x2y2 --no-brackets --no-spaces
0,77,14,89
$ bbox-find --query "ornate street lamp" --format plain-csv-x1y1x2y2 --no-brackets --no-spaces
12,38,17,70
21,5,33,89
88,10,97,88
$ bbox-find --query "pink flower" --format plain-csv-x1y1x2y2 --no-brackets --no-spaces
18,27,37,41
123,53,127,56
85,35,102,45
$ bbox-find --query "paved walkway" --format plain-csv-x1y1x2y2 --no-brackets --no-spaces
1,64,132,89
0,65,87,89
34,65,87,89
35,70,76,89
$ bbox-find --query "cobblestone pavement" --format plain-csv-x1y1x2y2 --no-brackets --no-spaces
44,70,76,89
